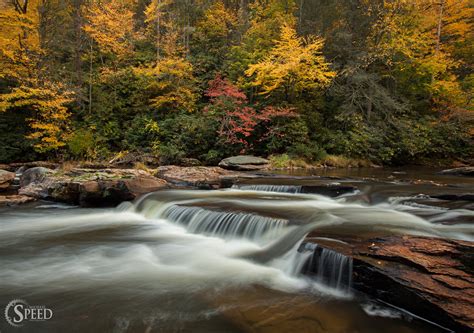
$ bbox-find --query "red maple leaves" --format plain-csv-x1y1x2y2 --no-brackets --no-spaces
204,74,296,151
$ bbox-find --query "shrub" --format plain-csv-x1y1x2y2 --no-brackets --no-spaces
67,128,101,160
122,115,160,152
158,143,186,165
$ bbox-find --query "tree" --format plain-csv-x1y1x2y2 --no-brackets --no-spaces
226,0,297,84
0,0,41,82
0,84,73,152
204,74,296,151
245,24,335,102
0,0,74,153
83,0,138,61
191,2,238,81
134,56,197,113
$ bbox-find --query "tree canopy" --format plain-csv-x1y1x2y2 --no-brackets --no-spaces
0,0,472,164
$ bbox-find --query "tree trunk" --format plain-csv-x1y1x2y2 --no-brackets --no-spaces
298,0,304,32
73,0,84,85
156,0,161,62
435,0,445,54
88,41,93,114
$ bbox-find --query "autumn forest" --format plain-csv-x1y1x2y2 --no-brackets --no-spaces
0,0,473,166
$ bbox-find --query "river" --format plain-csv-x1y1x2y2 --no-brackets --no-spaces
0,167,472,332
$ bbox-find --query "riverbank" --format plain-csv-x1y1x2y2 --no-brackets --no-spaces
1,160,473,207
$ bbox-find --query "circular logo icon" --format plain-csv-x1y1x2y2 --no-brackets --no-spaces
4,299,29,327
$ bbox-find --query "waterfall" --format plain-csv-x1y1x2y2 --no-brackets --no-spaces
232,184,303,193
300,243,353,293
161,204,289,241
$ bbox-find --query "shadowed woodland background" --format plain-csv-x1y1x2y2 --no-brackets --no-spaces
0,0,472,165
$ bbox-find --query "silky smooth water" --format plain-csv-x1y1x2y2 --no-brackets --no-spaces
0,176,472,332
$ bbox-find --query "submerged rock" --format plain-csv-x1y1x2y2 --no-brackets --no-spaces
431,193,474,202
0,169,15,191
307,235,474,332
219,155,269,171
300,185,357,197
439,167,474,177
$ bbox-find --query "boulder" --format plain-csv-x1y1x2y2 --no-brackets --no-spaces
439,167,474,177
219,155,269,171
20,167,54,187
305,234,474,332
0,169,15,191
156,166,243,189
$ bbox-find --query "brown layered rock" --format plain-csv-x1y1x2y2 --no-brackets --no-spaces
0,169,15,191
0,194,35,206
156,166,244,189
308,234,474,332
19,168,169,207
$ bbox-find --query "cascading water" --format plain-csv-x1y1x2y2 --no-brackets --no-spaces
300,243,353,293
161,204,288,242
0,186,472,332
232,184,303,193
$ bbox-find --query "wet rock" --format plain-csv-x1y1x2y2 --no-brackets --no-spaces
439,167,474,177
431,193,474,202
0,194,35,206
156,166,243,188
219,155,269,171
0,169,15,191
307,234,474,332
19,168,169,207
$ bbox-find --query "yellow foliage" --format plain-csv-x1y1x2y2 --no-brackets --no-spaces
195,2,237,42
0,83,73,152
245,24,335,100
133,57,197,112
0,1,74,152
0,0,42,82
83,0,138,59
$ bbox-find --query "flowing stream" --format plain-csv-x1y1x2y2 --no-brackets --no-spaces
0,169,473,332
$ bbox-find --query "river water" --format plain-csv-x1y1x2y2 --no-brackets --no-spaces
0,168,472,332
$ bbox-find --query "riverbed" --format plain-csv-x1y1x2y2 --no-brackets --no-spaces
0,168,472,332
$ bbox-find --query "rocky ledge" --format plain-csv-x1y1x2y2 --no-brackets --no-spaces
0,165,248,206
18,167,168,207
307,234,474,332
156,165,244,189
0,194,35,206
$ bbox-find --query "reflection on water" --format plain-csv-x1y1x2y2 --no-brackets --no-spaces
1,170,472,332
